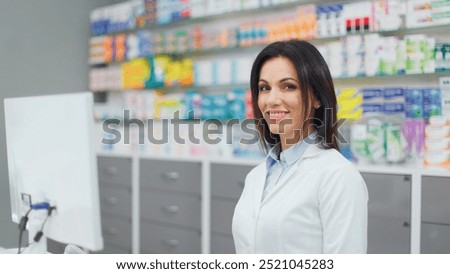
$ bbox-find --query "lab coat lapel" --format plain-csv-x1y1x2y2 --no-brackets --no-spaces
260,167,297,205
253,164,267,211
260,144,323,204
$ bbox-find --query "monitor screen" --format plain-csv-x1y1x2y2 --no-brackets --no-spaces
4,92,103,252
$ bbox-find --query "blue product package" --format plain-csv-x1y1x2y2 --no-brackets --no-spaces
362,88,383,101
363,103,383,113
316,6,323,15
211,94,229,120
423,88,441,105
405,88,423,105
227,89,246,120
137,31,151,57
423,88,442,119
406,104,424,118
383,102,405,115
423,104,442,120
383,87,405,100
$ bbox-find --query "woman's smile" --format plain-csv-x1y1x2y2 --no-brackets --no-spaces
267,109,289,121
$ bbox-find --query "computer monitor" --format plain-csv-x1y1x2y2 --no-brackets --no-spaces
4,92,103,253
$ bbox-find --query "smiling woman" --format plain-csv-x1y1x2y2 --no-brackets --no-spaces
257,56,320,151
250,40,338,152
232,39,369,254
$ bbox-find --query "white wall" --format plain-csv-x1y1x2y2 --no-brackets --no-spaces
0,0,122,248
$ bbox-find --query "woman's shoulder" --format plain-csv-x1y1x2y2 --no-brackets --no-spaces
237,162,265,191
247,161,266,177
312,148,367,197
313,148,360,174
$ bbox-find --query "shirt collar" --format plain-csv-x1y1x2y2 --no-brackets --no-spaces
266,131,318,168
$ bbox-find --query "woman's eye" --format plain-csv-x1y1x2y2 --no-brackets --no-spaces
284,84,297,90
259,85,270,92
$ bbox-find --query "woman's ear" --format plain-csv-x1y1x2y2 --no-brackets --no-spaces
314,98,321,109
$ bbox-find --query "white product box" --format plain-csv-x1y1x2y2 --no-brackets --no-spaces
440,77,450,116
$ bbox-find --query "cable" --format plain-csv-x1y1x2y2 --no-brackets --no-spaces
17,203,55,254
33,219,47,243
17,207,33,254
33,206,56,243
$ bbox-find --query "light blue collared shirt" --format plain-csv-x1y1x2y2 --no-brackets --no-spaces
262,132,318,201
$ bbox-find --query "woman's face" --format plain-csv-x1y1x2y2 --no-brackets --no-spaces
257,56,315,146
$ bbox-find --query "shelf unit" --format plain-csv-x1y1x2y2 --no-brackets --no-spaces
91,0,450,254
90,1,450,92
91,71,450,94
90,0,309,38
97,150,450,254
94,23,450,61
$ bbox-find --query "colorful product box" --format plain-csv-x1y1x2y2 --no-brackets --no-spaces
379,36,399,75
363,103,384,114
384,87,405,101
227,89,247,120
201,94,228,120
184,90,202,120
383,102,406,115
440,77,450,115
362,88,383,102
423,88,442,119
337,88,363,119
406,88,424,119
435,43,450,72
339,94,363,113
372,0,406,31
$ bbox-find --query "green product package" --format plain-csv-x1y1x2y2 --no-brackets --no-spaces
385,123,408,163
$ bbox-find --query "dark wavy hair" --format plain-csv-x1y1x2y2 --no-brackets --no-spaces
250,39,338,152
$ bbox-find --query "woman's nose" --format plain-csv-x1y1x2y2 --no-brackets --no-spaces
267,88,281,105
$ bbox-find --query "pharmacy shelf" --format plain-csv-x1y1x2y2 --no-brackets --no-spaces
381,23,450,37
146,2,450,35
96,150,448,254
90,70,450,93
93,0,450,37
97,150,133,158
96,150,450,178
355,162,417,176
139,153,203,163
90,21,450,64
146,0,316,30
90,83,250,93
209,157,262,166
161,24,450,58
333,71,450,87
91,26,144,37
97,151,263,166
156,83,250,92
420,168,450,178
91,0,316,37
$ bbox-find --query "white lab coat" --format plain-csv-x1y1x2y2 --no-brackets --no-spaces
232,144,368,253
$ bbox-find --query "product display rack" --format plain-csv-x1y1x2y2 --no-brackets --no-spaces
91,71,450,93
89,0,450,106
94,23,450,61
91,0,450,254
